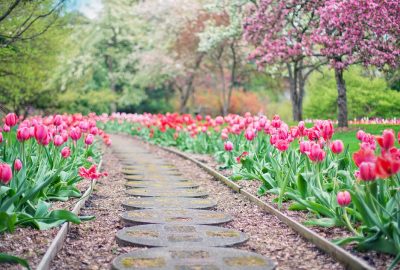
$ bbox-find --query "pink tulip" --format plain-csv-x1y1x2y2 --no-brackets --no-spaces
0,132,3,143
330,140,344,154
69,127,81,141
245,129,256,141
34,125,48,145
90,127,98,135
359,162,376,181
3,124,10,133
337,191,351,207
215,116,224,125
5,113,18,127
308,143,326,163
356,130,366,141
61,147,71,158
53,135,64,147
0,163,12,184
17,127,30,142
276,140,289,152
53,115,63,126
224,141,233,151
299,141,311,154
84,134,94,145
14,159,22,171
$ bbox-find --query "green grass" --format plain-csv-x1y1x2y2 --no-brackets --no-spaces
333,124,400,153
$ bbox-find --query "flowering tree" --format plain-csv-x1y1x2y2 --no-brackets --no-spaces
313,0,400,127
198,0,249,115
244,0,325,121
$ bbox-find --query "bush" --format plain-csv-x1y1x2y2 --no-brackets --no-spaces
305,66,400,119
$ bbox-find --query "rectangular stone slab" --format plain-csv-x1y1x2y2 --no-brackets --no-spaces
112,247,276,270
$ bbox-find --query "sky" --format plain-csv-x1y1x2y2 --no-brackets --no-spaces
69,0,103,19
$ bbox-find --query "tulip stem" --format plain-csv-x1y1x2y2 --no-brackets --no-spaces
343,208,359,236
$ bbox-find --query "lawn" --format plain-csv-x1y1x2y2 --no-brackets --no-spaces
333,124,400,153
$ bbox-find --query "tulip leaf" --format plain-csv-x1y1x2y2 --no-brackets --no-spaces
297,173,308,199
0,253,31,270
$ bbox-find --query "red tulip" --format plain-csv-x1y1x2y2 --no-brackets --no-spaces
53,135,64,147
224,141,233,152
376,129,395,151
61,147,71,158
330,140,344,154
337,191,351,207
375,154,400,179
359,162,376,181
236,151,249,163
14,159,22,171
0,163,12,184
5,113,18,127
353,148,376,167
84,134,94,145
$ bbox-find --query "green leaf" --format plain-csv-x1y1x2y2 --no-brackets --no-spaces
304,218,340,227
0,253,31,270
0,211,17,233
297,173,308,199
49,210,81,224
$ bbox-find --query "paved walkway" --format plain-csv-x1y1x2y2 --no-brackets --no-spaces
110,135,276,270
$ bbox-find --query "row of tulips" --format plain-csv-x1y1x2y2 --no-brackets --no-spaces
100,112,400,268
0,112,110,235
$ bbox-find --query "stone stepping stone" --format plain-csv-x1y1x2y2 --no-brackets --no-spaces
122,169,182,176
122,197,217,210
122,165,178,171
126,188,208,198
125,181,199,189
124,175,190,182
112,247,276,270
116,224,248,247
121,160,172,166
121,209,232,225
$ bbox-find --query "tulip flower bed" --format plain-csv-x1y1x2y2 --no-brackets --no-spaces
0,113,110,268
101,113,400,269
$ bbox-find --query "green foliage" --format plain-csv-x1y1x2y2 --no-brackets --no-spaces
58,89,117,115
305,66,400,119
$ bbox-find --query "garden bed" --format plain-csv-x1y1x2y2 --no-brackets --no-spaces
165,146,398,270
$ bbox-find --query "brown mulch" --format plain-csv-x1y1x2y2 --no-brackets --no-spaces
0,169,91,270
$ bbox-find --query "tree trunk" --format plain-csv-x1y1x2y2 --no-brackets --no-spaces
226,42,237,116
287,63,302,121
287,62,306,122
334,67,348,127
178,54,204,114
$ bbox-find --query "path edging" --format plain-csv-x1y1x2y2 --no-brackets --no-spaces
36,159,103,270
157,144,374,270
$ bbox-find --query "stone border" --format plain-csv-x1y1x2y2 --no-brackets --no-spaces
36,159,103,270
158,145,375,270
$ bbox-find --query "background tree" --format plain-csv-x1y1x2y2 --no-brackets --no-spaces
244,0,325,121
313,0,400,127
